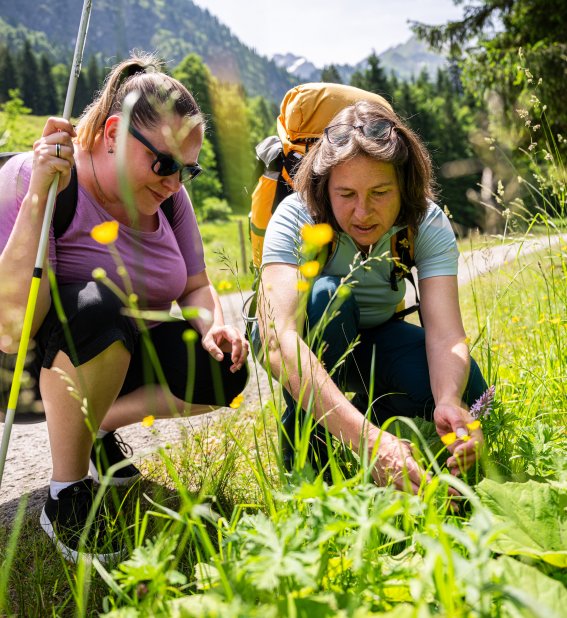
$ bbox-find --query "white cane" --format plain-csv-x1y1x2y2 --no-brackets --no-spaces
0,0,94,489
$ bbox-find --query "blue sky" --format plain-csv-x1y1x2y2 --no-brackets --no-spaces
193,0,465,66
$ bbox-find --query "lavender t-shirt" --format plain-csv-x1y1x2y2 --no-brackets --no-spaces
0,153,206,312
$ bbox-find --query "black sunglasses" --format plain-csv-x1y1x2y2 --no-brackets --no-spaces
324,120,394,145
129,126,203,183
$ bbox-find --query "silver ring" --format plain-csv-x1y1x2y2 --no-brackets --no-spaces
55,143,61,158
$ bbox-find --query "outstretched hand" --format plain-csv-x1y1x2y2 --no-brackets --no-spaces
367,428,430,494
365,427,462,505
201,324,249,373
434,403,484,475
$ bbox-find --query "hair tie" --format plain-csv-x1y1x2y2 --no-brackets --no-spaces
123,64,146,79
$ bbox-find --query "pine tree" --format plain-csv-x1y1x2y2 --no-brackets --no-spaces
18,40,41,113
395,81,416,121
320,65,342,84
173,53,226,201
350,52,391,98
173,53,214,120
0,46,18,103
37,55,59,115
86,54,102,101
72,70,91,118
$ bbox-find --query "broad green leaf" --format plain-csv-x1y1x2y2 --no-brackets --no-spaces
167,593,279,618
492,555,567,618
277,594,339,618
477,479,567,567
378,604,419,618
193,562,220,591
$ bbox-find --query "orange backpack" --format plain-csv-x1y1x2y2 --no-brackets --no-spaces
246,83,419,322
249,82,394,268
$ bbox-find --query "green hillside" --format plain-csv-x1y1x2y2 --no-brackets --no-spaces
0,0,294,101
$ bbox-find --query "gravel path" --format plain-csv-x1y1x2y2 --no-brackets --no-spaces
0,233,564,523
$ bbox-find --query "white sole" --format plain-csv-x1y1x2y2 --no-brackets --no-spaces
89,460,141,486
40,507,122,565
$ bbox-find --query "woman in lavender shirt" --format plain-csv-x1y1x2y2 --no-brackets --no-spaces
0,53,248,562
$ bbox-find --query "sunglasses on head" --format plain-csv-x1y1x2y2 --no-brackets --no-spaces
129,126,203,183
324,120,394,145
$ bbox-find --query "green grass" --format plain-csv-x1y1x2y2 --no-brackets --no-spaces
198,215,255,293
1,234,565,616
0,112,51,152
2,103,566,616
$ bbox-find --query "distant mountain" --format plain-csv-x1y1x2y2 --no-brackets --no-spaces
0,0,446,103
275,36,447,83
378,36,447,80
272,53,319,82
0,0,294,101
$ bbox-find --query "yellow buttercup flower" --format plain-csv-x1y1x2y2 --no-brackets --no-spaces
229,394,244,409
299,261,321,278
301,223,333,247
141,415,155,428
441,432,457,446
466,420,481,431
217,280,233,292
296,280,310,292
91,220,119,244
460,435,471,442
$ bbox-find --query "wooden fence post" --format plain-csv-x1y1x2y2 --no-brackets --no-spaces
237,218,248,274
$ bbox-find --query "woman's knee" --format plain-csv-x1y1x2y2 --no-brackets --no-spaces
222,359,249,403
307,276,358,325
306,276,359,364
463,356,488,406
169,354,249,407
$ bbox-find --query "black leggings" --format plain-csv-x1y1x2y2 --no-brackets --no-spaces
2,281,248,412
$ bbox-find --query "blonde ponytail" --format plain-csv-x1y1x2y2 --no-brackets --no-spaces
76,52,202,150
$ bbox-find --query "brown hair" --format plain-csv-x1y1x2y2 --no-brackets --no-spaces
76,51,203,150
293,100,435,233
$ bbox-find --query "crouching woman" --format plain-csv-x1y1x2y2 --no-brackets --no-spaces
256,100,486,491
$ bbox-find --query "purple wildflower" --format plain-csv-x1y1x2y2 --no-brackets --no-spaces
469,385,496,419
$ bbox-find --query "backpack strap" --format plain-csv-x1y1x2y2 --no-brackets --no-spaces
389,227,414,289
2,153,175,237
272,150,302,213
390,227,422,323
0,153,79,240
160,195,175,226
53,165,78,239
0,152,22,170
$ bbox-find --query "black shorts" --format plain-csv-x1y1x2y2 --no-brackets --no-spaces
1,281,248,412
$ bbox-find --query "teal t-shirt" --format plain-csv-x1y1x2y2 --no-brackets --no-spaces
262,193,459,328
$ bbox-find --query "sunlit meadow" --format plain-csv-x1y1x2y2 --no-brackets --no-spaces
0,63,566,617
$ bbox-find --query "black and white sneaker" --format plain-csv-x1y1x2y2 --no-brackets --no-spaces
89,431,141,486
39,479,122,564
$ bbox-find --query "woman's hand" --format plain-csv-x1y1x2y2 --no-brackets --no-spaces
367,428,431,493
201,324,249,372
434,403,484,475
29,117,76,200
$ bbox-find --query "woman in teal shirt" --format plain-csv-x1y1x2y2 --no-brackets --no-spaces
257,100,486,492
